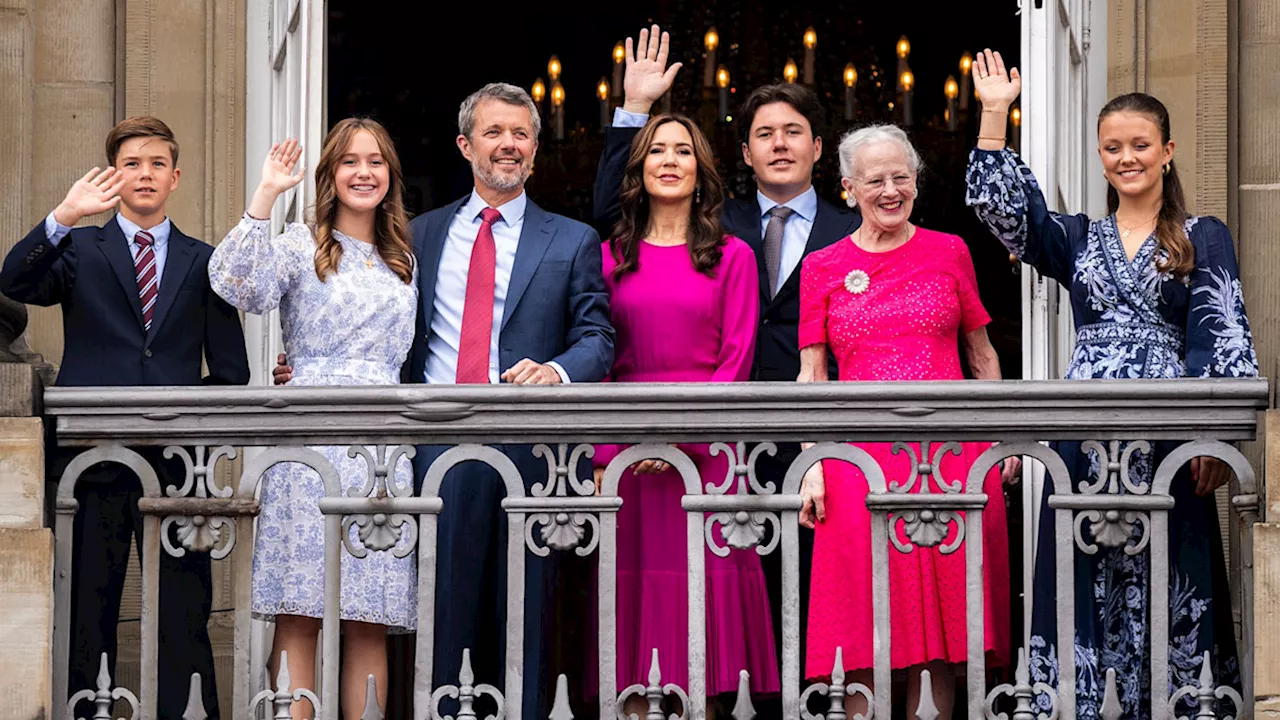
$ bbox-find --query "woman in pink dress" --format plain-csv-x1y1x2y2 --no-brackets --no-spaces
797,125,1016,719
592,113,780,716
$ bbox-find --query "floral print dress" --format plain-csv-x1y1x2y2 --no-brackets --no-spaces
209,216,419,631
965,148,1258,719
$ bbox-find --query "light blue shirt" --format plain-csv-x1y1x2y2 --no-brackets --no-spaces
45,210,172,289
424,191,570,384
757,187,816,294
612,108,817,293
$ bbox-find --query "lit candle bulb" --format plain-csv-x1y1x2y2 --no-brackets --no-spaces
1009,104,1021,152
716,65,730,120
783,59,798,84
548,55,561,82
612,43,625,99
531,78,546,119
703,27,719,88
944,75,959,132
803,27,817,85
843,63,857,121
551,83,565,140
896,35,911,85
598,78,610,132
900,69,914,127
959,52,973,111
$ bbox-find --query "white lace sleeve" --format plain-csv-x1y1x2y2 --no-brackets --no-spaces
208,215,314,314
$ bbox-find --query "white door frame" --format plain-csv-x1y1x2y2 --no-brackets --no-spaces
1019,0,1108,647
242,0,327,707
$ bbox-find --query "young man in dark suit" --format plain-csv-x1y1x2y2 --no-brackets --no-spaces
593,26,861,682
0,116,249,718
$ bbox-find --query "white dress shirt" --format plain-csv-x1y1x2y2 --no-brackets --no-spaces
45,210,172,290
424,191,569,384
613,107,817,294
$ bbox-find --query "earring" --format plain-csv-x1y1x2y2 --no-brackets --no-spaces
1163,163,1171,175
695,187,702,204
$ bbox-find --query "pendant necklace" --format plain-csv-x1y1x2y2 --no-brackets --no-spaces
1117,211,1160,239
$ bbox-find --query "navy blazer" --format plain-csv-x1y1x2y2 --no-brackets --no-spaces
404,196,614,385
593,125,859,382
0,217,249,387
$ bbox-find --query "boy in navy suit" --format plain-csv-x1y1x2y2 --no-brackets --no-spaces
1,116,249,718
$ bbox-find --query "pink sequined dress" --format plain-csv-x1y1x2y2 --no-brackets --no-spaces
798,227,1011,676
594,236,781,696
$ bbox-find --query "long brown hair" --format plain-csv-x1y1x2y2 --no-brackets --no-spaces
1099,93,1193,278
609,114,726,281
312,118,414,284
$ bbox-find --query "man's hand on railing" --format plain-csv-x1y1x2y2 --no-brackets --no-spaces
799,463,826,529
273,353,292,385
1192,456,1234,497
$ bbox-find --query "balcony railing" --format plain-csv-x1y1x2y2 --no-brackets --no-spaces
44,378,1268,719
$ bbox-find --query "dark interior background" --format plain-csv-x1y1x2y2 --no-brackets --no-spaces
328,3,1028,713
327,0,1026,380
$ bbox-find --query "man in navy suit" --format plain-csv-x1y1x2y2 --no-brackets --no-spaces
276,84,614,716
411,83,613,718
593,26,861,686
0,116,249,718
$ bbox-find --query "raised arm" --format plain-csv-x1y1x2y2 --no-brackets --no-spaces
964,49,1087,286
591,25,682,233
1,167,125,304
208,140,311,314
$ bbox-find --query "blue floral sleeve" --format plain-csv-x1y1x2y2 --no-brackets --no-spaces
208,215,314,314
964,148,1089,286
1185,217,1258,378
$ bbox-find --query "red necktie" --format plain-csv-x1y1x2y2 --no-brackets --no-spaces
134,230,159,331
456,207,501,383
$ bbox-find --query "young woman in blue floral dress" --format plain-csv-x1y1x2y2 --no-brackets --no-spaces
965,49,1257,720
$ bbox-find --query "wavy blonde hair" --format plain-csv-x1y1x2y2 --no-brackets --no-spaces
312,118,414,284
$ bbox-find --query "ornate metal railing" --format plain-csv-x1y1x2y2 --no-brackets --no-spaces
45,379,1267,720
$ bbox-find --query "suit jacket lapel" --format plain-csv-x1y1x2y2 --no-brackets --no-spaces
146,226,196,342
97,218,146,329
772,199,858,304
501,200,553,331
416,197,468,330
724,199,771,308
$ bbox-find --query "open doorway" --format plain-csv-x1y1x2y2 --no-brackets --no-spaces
326,1,1026,378
321,2,1028,715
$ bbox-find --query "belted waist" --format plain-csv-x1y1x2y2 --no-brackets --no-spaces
1075,321,1184,352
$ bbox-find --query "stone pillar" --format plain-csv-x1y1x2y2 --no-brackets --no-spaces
0,362,51,720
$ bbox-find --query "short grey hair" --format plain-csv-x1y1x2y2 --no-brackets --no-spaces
458,82,542,139
837,123,923,187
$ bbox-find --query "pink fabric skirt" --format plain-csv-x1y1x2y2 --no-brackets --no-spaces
805,441,1012,677
609,446,781,696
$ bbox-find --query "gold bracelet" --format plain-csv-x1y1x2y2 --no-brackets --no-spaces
981,108,1009,115
977,136,1007,143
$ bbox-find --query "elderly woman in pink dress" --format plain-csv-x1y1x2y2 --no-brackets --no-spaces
590,113,779,717
797,124,1017,719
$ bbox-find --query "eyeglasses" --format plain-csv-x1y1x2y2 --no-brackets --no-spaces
854,174,914,189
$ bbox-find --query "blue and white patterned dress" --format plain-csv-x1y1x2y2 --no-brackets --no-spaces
965,148,1257,720
209,216,418,631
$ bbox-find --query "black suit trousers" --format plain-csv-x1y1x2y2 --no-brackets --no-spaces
63,450,219,720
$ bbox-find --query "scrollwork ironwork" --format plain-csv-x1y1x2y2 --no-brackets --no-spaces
249,651,322,719
430,648,504,720
68,652,141,720
525,443,601,557
1169,651,1244,720
616,648,691,720
983,648,1058,720
799,647,874,720
160,445,238,558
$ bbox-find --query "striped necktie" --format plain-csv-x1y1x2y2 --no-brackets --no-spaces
134,230,159,331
